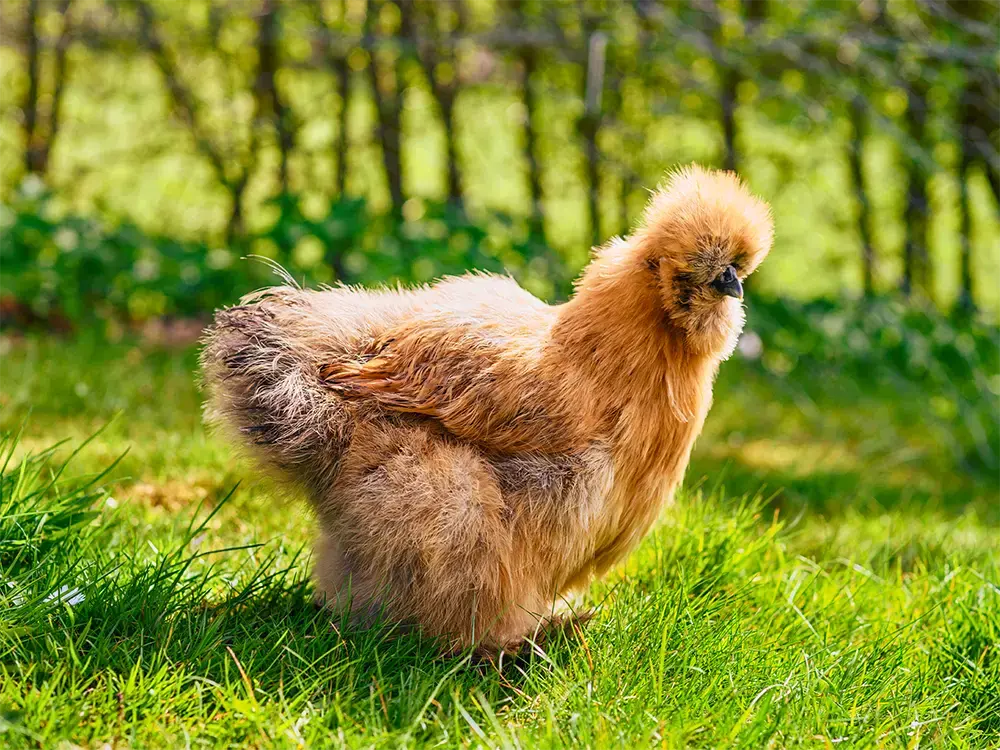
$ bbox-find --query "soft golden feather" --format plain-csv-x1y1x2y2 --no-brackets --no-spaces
200,165,773,651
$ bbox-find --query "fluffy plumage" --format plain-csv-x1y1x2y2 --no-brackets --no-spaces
200,165,773,651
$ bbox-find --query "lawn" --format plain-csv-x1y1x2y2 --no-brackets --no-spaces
0,304,997,748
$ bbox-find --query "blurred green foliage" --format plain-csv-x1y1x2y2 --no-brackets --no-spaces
0,181,569,324
746,297,999,475
2,185,265,323
1,0,997,318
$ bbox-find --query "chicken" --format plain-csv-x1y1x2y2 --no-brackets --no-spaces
200,165,773,652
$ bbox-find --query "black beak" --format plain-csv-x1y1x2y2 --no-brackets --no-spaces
711,265,743,299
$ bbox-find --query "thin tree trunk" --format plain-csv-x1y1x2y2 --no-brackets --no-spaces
22,0,74,177
849,95,874,297
441,90,461,207
963,69,1000,242
227,144,258,244
700,0,738,172
705,0,763,174
432,0,464,208
136,0,226,180
363,0,403,212
383,82,403,212
335,55,351,200
945,0,999,208
42,0,75,177
889,0,933,299
581,29,607,248
720,67,737,173
984,158,1000,209
332,8,350,281
957,161,974,314
227,181,249,242
619,0,655,233
256,0,291,194
513,0,543,237
957,86,975,313
307,0,352,201
23,0,41,174
902,83,929,298
608,45,628,236
737,0,766,171
134,0,250,241
399,0,463,208
307,0,351,281
524,47,542,235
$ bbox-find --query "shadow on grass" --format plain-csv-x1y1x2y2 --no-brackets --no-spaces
7,549,585,737
692,357,998,525
688,455,997,523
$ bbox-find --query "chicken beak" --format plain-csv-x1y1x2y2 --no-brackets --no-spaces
712,266,743,300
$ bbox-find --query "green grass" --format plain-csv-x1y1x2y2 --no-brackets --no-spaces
0,325,997,749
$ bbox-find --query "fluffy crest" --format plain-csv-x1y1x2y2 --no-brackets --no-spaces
638,164,773,275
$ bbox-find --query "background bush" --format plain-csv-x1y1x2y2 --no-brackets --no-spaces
1,0,998,320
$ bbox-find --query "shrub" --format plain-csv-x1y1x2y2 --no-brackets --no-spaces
747,297,1000,474
0,184,570,328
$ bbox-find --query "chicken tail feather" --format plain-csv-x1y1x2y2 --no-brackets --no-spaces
200,288,353,488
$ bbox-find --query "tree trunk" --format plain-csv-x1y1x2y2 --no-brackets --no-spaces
43,0,75,177
702,0,736,173
332,2,351,281
902,83,929,299
957,163,974,314
256,0,292,194
227,182,248,243
518,28,543,235
434,0,464,208
944,0,999,207
134,0,250,242
984,162,1000,209
22,0,41,175
307,0,352,201
21,0,74,178
399,0,463,208
335,55,351,199
363,0,404,212
581,29,607,248
306,0,352,281
957,86,975,313
442,90,461,207
700,0,760,174
720,67,737,173
849,95,874,297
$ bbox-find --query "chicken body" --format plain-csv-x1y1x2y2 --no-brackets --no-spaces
201,166,773,651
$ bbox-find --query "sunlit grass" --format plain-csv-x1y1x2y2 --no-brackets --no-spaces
0,329,997,748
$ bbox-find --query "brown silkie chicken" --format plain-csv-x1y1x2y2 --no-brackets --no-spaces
200,165,773,652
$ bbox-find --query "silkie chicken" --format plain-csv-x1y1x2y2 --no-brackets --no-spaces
200,165,773,652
